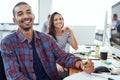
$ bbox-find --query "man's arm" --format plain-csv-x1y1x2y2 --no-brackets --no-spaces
49,36,81,68
49,37,94,74
0,38,28,80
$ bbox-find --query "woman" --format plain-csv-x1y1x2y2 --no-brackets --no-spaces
48,12,78,79
48,12,78,50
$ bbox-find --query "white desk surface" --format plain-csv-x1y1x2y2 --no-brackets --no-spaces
64,59,120,80
64,71,120,80
69,45,120,57
66,45,120,80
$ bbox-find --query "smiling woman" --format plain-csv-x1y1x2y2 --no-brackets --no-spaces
0,0,39,24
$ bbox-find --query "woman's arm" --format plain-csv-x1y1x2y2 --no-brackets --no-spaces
62,27,78,50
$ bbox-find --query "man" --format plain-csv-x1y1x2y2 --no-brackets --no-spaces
41,14,51,33
110,13,120,45
0,2,94,80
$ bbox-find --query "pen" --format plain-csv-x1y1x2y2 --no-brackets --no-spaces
83,61,88,69
82,62,87,70
85,50,92,61
83,51,91,69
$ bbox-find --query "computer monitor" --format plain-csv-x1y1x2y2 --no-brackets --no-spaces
70,26,96,45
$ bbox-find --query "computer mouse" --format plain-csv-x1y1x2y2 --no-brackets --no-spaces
94,66,110,73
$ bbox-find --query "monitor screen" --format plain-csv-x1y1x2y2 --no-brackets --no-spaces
70,26,96,45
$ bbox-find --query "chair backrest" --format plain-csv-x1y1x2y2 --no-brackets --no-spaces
0,51,7,80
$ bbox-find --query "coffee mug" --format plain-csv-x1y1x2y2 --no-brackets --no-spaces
100,52,108,60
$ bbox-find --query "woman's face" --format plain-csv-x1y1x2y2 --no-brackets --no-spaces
53,14,63,29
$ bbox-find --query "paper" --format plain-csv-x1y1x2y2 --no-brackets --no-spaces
64,71,120,80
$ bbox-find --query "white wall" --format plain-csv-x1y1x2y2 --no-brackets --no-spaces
0,0,39,24
0,0,52,31
52,0,120,31
52,0,106,30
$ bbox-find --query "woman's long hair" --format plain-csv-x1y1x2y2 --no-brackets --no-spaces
48,12,64,41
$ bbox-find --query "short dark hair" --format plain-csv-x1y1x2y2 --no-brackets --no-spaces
113,13,117,17
13,2,31,17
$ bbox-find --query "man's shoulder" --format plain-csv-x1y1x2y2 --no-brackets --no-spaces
35,31,56,45
117,20,120,24
1,32,16,43
35,30,52,39
117,20,120,26
3,32,16,39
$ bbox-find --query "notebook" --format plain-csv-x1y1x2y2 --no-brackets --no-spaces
64,71,120,80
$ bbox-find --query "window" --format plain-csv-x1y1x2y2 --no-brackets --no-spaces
0,0,39,24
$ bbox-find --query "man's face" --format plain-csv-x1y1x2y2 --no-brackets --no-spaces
113,16,117,21
13,4,35,31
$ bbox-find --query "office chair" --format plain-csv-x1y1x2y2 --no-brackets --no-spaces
110,24,120,46
0,51,7,80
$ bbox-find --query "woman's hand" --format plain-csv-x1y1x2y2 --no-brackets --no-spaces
62,26,72,34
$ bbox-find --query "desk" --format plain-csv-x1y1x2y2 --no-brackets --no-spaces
70,45,120,57
69,54,112,75
64,71,120,80
69,45,120,72
63,50,120,80
69,68,82,75
65,55,120,80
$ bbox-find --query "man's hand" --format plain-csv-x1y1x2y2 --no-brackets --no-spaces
81,60,94,74
75,60,94,74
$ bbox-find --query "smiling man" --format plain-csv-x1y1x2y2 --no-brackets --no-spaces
0,2,94,80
